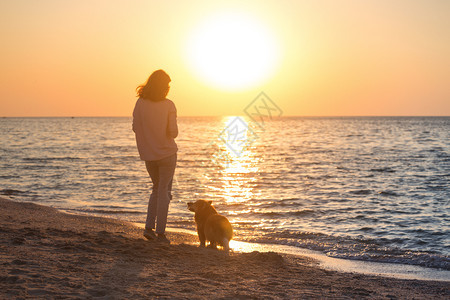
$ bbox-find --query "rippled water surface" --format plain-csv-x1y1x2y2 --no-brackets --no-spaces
1,117,449,270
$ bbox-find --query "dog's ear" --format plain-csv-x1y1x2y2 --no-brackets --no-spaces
207,200,213,205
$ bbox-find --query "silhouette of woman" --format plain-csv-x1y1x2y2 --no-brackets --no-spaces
132,70,178,243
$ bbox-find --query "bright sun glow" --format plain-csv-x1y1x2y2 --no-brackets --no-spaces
185,11,280,90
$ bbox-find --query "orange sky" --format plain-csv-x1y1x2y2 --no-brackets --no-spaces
1,0,449,117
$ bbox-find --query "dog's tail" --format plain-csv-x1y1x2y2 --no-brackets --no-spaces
222,237,230,252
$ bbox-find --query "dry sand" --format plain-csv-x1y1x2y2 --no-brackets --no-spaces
1,197,448,299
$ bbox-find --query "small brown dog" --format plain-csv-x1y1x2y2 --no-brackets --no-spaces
187,200,233,251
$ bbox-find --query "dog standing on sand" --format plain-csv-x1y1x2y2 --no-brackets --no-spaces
187,200,233,251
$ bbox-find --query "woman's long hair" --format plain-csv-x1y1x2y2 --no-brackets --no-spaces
136,70,171,101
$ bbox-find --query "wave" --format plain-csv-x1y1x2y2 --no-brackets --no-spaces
0,175,21,179
378,191,400,197
23,157,83,162
349,189,372,195
0,189,27,196
369,167,396,173
245,229,450,270
65,208,144,215
237,209,316,218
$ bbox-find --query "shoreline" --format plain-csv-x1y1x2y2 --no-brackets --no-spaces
59,209,450,281
1,197,449,299
158,227,450,282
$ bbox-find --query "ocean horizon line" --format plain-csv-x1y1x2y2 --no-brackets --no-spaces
2,115,449,118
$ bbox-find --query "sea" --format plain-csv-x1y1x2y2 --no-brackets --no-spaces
1,116,449,272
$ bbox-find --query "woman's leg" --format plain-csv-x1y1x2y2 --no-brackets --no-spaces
155,154,177,234
145,160,159,230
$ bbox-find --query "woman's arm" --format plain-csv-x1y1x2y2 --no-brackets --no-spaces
132,101,139,133
167,101,178,138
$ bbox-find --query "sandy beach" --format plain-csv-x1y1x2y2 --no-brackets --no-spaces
1,197,448,299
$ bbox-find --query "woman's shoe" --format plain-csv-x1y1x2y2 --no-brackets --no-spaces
157,234,170,244
143,228,157,240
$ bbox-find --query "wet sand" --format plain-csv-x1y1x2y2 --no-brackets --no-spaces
1,197,448,299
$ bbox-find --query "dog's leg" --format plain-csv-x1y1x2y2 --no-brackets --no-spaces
222,238,230,252
197,226,206,247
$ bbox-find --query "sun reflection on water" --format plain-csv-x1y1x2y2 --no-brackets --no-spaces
214,116,260,204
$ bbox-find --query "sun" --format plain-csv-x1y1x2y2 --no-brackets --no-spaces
185,11,280,90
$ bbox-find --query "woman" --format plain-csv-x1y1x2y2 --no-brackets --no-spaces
132,69,178,243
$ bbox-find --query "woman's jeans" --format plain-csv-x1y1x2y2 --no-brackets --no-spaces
145,153,177,234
